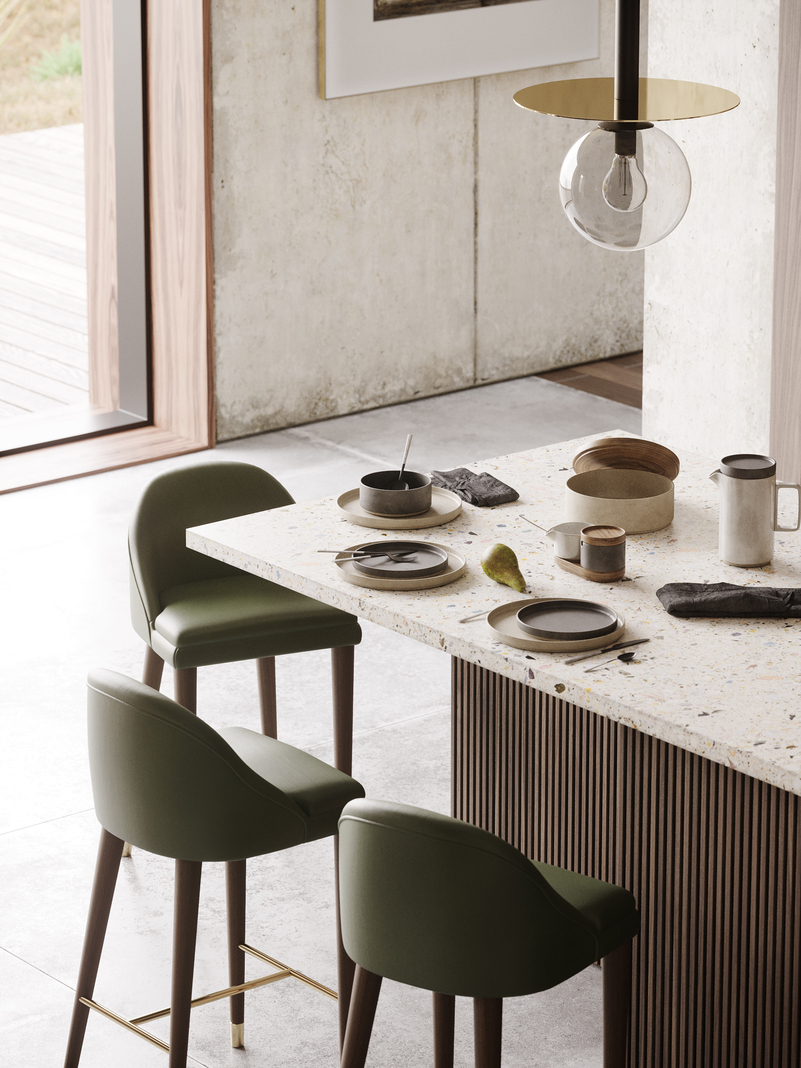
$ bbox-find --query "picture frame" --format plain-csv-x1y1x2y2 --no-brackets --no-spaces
319,0,599,100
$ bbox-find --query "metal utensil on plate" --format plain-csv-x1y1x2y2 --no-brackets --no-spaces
585,650,637,673
563,637,650,665
390,434,413,491
318,549,418,561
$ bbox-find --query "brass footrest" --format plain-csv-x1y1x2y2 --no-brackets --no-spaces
80,944,337,1052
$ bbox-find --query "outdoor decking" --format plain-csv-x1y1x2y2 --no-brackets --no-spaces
0,123,88,422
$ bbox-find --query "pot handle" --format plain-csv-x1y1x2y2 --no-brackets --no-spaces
774,481,801,532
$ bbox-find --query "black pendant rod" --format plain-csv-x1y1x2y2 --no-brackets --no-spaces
614,0,640,121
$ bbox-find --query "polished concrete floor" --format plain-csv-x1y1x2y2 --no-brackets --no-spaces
0,376,640,1067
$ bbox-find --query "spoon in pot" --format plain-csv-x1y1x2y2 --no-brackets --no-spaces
390,434,413,491
584,650,637,673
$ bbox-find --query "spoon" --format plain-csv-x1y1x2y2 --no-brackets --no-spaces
390,434,413,491
584,650,637,673
518,513,548,532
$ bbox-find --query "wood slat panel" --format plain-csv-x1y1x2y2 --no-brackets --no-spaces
452,658,801,1068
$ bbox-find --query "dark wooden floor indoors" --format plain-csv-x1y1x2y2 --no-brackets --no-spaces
537,351,643,409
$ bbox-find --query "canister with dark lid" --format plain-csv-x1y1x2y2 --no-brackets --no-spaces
580,525,626,576
710,454,801,566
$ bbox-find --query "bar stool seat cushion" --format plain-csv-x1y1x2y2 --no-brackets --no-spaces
339,799,639,999
88,670,364,863
150,573,361,669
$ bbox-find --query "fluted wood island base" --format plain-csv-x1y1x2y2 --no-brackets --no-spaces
452,658,800,1068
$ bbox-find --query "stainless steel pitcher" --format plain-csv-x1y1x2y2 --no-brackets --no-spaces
709,454,801,566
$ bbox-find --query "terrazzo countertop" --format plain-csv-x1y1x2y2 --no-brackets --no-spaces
188,432,801,797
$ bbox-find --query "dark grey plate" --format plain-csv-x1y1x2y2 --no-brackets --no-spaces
350,541,449,579
516,599,619,641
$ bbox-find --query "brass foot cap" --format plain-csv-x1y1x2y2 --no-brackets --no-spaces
231,1022,244,1048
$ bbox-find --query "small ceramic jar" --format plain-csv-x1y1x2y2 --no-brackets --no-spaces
580,525,626,574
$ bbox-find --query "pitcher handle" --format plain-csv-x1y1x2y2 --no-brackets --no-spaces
775,481,801,532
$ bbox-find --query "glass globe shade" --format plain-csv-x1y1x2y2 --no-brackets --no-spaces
559,124,691,251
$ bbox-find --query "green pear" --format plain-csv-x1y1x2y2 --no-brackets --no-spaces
480,543,526,592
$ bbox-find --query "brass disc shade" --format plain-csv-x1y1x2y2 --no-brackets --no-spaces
513,77,740,122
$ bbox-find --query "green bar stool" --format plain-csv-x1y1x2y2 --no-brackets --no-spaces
338,799,639,1068
63,670,365,1068
128,461,362,771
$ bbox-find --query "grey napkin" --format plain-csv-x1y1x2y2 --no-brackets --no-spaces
656,582,801,618
429,467,519,507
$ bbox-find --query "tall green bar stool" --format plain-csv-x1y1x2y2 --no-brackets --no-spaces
128,461,362,771
63,670,364,1068
338,799,639,1068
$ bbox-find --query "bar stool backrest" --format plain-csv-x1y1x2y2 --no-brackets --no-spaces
338,799,601,999
128,461,294,637
87,669,308,862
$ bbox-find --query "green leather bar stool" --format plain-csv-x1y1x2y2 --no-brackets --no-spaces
63,670,364,1068
338,799,639,1068
129,460,362,771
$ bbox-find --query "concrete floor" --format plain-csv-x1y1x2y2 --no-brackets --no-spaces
0,376,640,1067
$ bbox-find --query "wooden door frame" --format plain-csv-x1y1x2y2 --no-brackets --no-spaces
0,0,214,494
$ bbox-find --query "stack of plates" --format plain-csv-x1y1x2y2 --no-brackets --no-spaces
488,597,625,653
334,540,466,590
336,488,462,529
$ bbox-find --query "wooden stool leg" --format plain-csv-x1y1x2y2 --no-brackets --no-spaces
256,657,277,737
63,830,124,1068
142,645,165,690
340,966,382,1068
226,859,246,1048
602,940,632,1068
473,997,502,1068
331,646,354,775
334,836,355,1051
174,667,197,714
433,992,456,1068
169,860,202,1068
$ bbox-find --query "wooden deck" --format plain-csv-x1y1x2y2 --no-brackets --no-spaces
537,350,643,408
0,124,88,421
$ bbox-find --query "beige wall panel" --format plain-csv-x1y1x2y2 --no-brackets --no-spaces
212,1,475,440
642,0,779,457
476,0,644,382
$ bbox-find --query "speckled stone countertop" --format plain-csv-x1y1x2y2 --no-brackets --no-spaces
188,433,801,797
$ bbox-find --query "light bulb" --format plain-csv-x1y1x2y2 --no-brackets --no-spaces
602,154,647,212
559,124,691,251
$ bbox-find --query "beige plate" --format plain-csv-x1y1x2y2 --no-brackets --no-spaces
488,597,624,653
336,487,462,529
335,542,466,590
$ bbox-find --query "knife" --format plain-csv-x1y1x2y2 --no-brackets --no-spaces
563,637,650,665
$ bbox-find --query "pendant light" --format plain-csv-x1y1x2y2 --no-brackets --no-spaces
513,0,739,251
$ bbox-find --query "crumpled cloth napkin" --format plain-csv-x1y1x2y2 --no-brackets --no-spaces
430,467,519,507
656,582,801,618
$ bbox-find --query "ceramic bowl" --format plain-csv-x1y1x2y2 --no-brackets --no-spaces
359,470,433,517
565,469,674,533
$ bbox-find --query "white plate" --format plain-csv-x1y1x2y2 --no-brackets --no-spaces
336,487,462,528
488,597,625,653
335,542,466,590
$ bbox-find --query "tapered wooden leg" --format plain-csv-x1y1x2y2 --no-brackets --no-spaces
142,645,165,690
602,940,632,1068
174,667,197,714
169,860,202,1068
331,646,354,775
473,997,502,1068
433,992,456,1068
340,966,382,1068
226,859,246,1048
334,836,355,1051
63,830,124,1068
256,657,277,737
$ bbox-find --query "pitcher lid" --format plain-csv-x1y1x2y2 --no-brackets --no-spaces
719,454,776,479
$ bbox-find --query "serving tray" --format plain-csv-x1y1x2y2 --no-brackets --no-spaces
488,597,624,653
334,542,466,590
336,487,462,529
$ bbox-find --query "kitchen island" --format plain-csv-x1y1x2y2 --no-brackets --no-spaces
189,434,801,1068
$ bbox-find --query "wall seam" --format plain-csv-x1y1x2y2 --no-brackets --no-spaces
473,76,478,386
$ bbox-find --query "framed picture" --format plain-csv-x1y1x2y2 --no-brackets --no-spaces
319,0,599,99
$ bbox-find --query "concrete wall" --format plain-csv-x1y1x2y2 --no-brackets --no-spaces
642,0,779,458
211,0,644,441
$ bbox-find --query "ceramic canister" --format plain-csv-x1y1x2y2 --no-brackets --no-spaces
580,525,626,574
